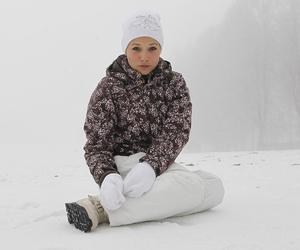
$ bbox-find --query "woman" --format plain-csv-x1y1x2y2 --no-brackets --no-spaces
65,10,224,232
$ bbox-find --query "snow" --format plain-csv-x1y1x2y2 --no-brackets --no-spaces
1,145,300,250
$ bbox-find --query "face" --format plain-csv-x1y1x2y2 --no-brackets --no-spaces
125,36,161,75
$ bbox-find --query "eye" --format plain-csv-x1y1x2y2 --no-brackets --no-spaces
132,47,141,51
149,46,157,51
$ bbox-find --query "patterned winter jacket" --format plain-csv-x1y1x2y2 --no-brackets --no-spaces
83,54,192,186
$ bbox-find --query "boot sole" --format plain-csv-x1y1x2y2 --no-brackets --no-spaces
65,202,93,232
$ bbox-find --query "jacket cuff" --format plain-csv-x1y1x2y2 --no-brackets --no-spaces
98,170,119,187
139,156,161,176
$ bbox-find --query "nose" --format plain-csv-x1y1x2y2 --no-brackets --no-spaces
140,51,149,62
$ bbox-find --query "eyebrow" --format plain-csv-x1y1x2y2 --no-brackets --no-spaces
130,43,159,46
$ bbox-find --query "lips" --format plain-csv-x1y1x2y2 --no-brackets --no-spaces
139,65,150,68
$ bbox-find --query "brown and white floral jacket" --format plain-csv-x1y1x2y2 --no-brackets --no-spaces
83,54,192,186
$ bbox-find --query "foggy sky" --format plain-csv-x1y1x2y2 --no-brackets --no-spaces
2,0,299,153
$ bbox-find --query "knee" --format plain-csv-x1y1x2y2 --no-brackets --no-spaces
199,171,225,209
212,177,225,207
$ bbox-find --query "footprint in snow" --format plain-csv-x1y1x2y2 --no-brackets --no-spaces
223,244,262,250
33,210,66,222
19,202,40,210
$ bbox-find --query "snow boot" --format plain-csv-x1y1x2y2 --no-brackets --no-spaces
65,195,109,232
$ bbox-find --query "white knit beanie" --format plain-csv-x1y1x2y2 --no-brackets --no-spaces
121,10,164,52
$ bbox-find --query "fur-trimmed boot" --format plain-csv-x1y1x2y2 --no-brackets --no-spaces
65,195,109,232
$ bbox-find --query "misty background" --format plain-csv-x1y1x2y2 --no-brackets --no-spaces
1,0,299,154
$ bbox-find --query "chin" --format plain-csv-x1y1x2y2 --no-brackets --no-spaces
134,66,154,75
141,68,154,75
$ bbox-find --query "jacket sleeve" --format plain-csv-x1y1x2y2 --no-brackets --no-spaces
139,73,192,176
83,78,118,186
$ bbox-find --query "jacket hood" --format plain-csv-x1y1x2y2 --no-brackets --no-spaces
106,54,173,85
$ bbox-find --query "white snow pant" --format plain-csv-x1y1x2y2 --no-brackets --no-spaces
106,152,225,226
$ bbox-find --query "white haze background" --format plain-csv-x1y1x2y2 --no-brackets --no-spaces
2,0,299,153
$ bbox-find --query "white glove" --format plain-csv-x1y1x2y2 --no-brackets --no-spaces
99,173,126,211
123,162,156,198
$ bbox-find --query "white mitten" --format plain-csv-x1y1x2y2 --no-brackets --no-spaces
123,162,156,198
99,173,126,211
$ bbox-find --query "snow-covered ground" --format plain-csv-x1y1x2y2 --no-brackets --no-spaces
1,145,300,250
